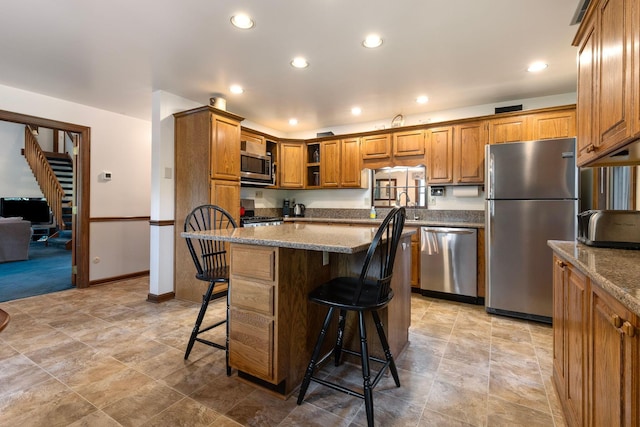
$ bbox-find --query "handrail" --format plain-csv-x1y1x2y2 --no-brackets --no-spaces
23,126,66,229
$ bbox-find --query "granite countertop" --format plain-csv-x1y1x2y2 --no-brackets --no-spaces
548,240,640,317
284,217,485,229
183,223,415,254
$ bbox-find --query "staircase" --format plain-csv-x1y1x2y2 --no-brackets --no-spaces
45,153,73,249
22,126,74,250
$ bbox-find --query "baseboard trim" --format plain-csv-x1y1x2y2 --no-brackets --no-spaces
89,270,149,286
146,291,176,303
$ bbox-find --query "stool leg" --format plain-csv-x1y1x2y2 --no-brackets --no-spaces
358,311,374,427
225,287,231,376
184,280,215,360
372,310,400,387
334,309,347,366
298,306,335,405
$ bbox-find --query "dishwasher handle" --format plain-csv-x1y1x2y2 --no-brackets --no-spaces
421,227,476,235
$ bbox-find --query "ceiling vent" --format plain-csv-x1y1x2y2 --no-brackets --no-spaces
571,0,592,25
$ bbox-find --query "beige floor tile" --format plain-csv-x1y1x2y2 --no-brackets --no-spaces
0,279,567,426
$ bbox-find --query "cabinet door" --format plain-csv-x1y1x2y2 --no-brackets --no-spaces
393,129,425,157
589,282,639,427
552,256,568,394
454,121,486,184
229,307,274,380
488,115,530,144
241,129,265,152
210,179,240,225
576,13,598,165
340,137,361,187
361,133,391,159
410,229,420,288
320,140,340,187
530,110,576,141
565,264,587,427
426,126,453,184
211,114,241,180
279,142,305,188
595,0,634,150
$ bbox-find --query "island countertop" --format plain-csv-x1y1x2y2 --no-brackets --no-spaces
182,223,415,254
548,240,640,316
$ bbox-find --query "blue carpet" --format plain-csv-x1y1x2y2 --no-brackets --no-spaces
0,242,73,302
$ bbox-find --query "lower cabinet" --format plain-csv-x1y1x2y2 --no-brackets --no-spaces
552,253,639,427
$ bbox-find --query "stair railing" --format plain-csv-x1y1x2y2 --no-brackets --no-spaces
23,126,66,229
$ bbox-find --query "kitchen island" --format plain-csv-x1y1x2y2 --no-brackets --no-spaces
182,223,414,396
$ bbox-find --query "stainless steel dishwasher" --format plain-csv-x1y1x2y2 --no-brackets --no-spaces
420,227,478,303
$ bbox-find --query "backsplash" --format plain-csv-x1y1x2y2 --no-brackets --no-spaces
255,208,484,224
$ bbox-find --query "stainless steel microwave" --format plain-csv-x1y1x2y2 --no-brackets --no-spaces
240,151,274,186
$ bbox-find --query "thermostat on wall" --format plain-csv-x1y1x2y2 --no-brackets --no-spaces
102,171,112,181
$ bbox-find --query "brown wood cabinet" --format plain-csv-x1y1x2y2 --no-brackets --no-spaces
393,129,425,157
426,126,454,184
573,0,636,166
173,106,243,302
552,253,639,427
552,256,587,427
488,115,529,145
279,141,305,188
453,121,486,184
318,138,361,188
410,227,420,289
241,129,265,148
361,133,391,160
589,281,639,427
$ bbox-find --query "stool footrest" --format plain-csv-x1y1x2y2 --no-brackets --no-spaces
195,337,226,350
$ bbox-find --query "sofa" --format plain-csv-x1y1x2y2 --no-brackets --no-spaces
0,218,31,262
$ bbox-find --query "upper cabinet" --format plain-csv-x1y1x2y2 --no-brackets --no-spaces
454,121,487,184
211,114,241,181
573,0,637,166
488,108,576,145
393,129,425,157
361,133,391,160
426,126,453,184
317,138,362,188
279,141,305,188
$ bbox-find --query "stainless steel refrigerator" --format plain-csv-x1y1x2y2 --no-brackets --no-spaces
485,138,577,323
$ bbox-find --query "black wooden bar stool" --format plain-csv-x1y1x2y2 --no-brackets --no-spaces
183,204,236,375
297,207,406,427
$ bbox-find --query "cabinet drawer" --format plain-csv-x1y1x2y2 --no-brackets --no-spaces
229,308,274,380
230,278,274,316
231,245,276,281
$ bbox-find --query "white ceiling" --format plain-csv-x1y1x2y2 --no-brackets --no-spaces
0,0,582,133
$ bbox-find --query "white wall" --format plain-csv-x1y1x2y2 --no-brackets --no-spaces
0,84,151,281
0,121,42,198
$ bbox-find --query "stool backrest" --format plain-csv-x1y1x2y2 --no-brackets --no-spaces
184,205,237,279
355,207,406,305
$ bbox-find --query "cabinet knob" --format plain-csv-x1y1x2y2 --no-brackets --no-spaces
610,314,623,329
586,144,596,153
623,321,636,337
555,260,567,268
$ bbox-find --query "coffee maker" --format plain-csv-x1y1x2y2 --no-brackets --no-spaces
282,198,291,217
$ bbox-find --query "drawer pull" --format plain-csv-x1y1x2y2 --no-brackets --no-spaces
585,144,596,153
622,321,636,337
610,314,623,329
555,260,567,268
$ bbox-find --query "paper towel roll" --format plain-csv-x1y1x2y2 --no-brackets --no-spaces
451,186,479,197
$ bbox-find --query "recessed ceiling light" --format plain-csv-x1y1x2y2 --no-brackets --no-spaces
229,84,244,94
289,118,298,126
290,57,309,68
527,62,548,72
362,34,383,48
416,95,429,104
230,13,254,29
351,107,362,116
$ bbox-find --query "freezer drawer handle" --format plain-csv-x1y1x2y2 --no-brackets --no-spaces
561,151,574,158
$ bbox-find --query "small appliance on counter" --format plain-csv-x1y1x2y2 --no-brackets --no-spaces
293,203,306,217
577,210,640,249
282,199,291,217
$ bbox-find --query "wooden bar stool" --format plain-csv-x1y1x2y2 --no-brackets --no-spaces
183,204,236,375
297,207,406,427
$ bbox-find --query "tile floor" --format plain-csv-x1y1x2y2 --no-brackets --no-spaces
0,277,566,426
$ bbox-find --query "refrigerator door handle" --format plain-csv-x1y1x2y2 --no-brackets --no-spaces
561,151,574,158
487,149,495,199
